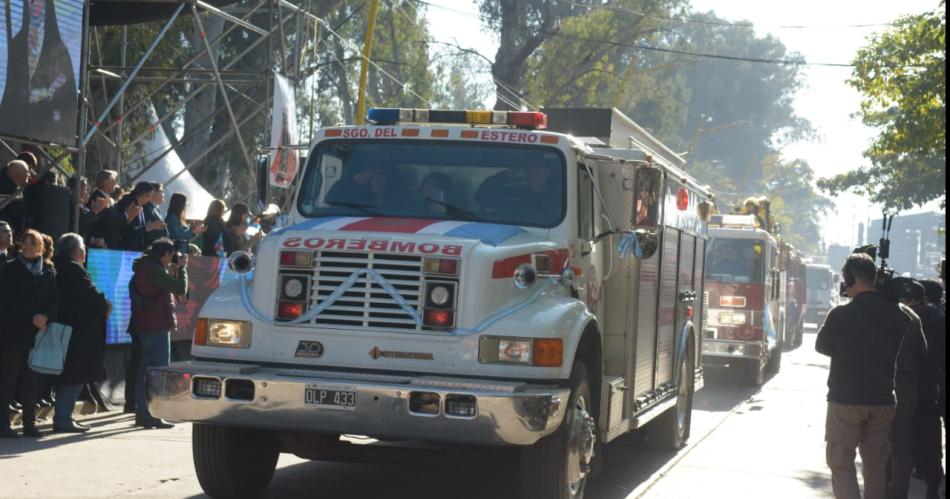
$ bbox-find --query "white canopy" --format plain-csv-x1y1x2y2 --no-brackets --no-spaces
127,106,217,220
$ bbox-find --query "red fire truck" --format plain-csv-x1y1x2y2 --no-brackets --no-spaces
781,243,807,350
701,214,785,385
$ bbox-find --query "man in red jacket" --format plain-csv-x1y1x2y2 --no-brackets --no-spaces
129,238,187,429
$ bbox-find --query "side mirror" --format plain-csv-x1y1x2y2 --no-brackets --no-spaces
256,155,270,213
618,229,659,260
636,230,659,259
633,167,663,228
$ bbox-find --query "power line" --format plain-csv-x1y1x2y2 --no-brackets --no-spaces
414,0,920,69
560,0,897,30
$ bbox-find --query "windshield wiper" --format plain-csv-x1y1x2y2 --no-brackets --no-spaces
324,200,381,216
425,197,483,222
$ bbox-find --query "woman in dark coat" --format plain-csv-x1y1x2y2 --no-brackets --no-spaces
0,229,58,438
52,233,110,433
201,199,227,257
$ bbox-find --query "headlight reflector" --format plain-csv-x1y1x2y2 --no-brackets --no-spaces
207,320,252,348
513,263,538,289
498,339,532,363
429,285,451,306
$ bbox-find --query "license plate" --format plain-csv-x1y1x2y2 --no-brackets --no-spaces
304,385,357,411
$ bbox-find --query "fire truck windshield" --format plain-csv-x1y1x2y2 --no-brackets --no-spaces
705,238,766,283
297,140,566,228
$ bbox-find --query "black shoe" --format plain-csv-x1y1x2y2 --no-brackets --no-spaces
122,404,135,414
21,426,41,438
137,415,174,429
53,422,90,433
0,427,19,438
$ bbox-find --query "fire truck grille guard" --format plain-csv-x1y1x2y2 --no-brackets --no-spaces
308,251,425,331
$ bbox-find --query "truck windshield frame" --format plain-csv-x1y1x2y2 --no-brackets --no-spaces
705,237,766,284
296,139,568,229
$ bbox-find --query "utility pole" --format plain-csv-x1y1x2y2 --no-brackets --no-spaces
355,0,380,125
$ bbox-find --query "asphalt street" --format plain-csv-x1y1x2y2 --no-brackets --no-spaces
0,327,942,499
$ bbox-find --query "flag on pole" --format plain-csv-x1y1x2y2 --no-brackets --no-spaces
269,73,299,188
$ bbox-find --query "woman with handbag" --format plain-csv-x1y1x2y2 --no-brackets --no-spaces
52,234,111,433
0,229,58,438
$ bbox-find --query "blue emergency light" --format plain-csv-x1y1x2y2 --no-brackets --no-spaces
366,108,548,129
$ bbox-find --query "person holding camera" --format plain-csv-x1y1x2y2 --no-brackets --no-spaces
816,253,914,499
129,238,187,429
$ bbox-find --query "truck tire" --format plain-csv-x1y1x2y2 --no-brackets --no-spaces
766,347,782,375
648,343,695,451
520,361,596,499
193,424,280,499
746,357,765,386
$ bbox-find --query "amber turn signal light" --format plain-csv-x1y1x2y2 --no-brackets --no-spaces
532,339,563,367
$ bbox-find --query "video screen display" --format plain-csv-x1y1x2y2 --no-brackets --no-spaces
0,0,84,146
86,249,242,345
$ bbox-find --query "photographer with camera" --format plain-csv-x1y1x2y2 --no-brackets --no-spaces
128,238,187,429
816,253,914,499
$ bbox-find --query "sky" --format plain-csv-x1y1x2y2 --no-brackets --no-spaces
422,0,944,250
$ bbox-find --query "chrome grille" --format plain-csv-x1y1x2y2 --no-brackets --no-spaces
309,251,424,331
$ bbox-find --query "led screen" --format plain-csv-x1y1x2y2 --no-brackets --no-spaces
86,249,242,345
0,0,84,146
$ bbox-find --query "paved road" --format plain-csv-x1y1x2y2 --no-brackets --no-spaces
1,328,942,498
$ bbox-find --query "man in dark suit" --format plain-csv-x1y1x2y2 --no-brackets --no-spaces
0,0,79,145
0,159,31,235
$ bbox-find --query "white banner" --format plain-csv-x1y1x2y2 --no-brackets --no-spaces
269,73,300,188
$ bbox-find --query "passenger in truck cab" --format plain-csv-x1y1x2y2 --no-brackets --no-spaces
325,165,405,211
417,172,453,214
475,160,558,222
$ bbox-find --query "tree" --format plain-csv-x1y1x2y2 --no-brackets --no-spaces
478,0,589,109
819,5,946,210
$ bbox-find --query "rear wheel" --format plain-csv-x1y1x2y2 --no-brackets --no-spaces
193,424,280,499
520,361,596,499
648,342,695,450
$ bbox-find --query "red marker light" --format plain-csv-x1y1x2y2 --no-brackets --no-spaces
277,302,305,320
687,306,694,318
424,309,455,328
507,112,548,129
677,188,690,211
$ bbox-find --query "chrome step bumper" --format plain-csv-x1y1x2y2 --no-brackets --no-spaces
148,361,569,446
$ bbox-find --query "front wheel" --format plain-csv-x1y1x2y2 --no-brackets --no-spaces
520,360,596,499
745,356,765,386
193,424,280,499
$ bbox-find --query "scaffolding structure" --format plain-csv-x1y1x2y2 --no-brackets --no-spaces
0,0,337,218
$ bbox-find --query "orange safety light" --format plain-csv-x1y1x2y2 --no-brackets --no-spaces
532,339,563,367
194,318,209,346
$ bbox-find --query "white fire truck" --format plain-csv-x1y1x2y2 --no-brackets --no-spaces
702,214,786,385
149,107,714,499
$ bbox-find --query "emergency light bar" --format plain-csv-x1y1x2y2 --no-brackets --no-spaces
710,214,758,229
367,108,548,129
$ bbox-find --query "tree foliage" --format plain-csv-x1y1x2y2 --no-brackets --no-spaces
819,5,946,210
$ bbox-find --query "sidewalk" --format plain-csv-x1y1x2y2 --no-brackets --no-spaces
635,331,944,499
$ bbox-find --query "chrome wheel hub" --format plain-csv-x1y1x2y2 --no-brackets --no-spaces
567,395,596,495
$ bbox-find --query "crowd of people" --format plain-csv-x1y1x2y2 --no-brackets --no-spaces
816,254,945,499
1,155,266,437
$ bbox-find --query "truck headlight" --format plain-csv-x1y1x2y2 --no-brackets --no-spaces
478,337,562,367
717,311,747,325
207,320,252,348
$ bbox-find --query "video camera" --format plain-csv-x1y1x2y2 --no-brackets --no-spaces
840,213,897,300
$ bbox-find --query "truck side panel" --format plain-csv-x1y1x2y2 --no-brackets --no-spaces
655,226,680,386
634,244,660,397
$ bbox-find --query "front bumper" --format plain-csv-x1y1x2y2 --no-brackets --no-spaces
701,339,764,361
148,361,569,446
